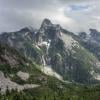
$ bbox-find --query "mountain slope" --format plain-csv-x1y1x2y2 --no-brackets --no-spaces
0,42,41,93
0,42,69,94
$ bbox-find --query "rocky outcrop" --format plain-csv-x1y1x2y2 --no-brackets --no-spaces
17,71,29,81
0,71,39,93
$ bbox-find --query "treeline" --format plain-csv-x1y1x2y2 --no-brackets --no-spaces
0,84,100,100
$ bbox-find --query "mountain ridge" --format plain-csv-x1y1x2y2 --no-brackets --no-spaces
0,19,100,84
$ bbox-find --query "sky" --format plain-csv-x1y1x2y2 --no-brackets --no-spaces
0,0,100,33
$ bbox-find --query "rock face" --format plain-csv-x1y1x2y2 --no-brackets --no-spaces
0,19,100,84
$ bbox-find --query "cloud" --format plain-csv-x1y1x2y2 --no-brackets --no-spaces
63,0,100,32
0,0,100,33
67,4,94,12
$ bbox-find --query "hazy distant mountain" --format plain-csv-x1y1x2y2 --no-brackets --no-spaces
79,29,100,60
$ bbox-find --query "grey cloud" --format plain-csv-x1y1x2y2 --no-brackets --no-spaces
0,0,100,33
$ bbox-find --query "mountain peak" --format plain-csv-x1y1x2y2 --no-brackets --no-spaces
43,18,52,24
38,18,62,40
20,27,31,32
89,29,100,38
19,26,35,33
41,18,52,29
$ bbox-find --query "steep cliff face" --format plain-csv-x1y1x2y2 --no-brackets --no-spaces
0,19,100,83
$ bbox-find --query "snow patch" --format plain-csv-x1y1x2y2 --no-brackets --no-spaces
38,41,51,49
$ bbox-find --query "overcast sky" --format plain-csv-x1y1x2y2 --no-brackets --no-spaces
0,0,100,33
